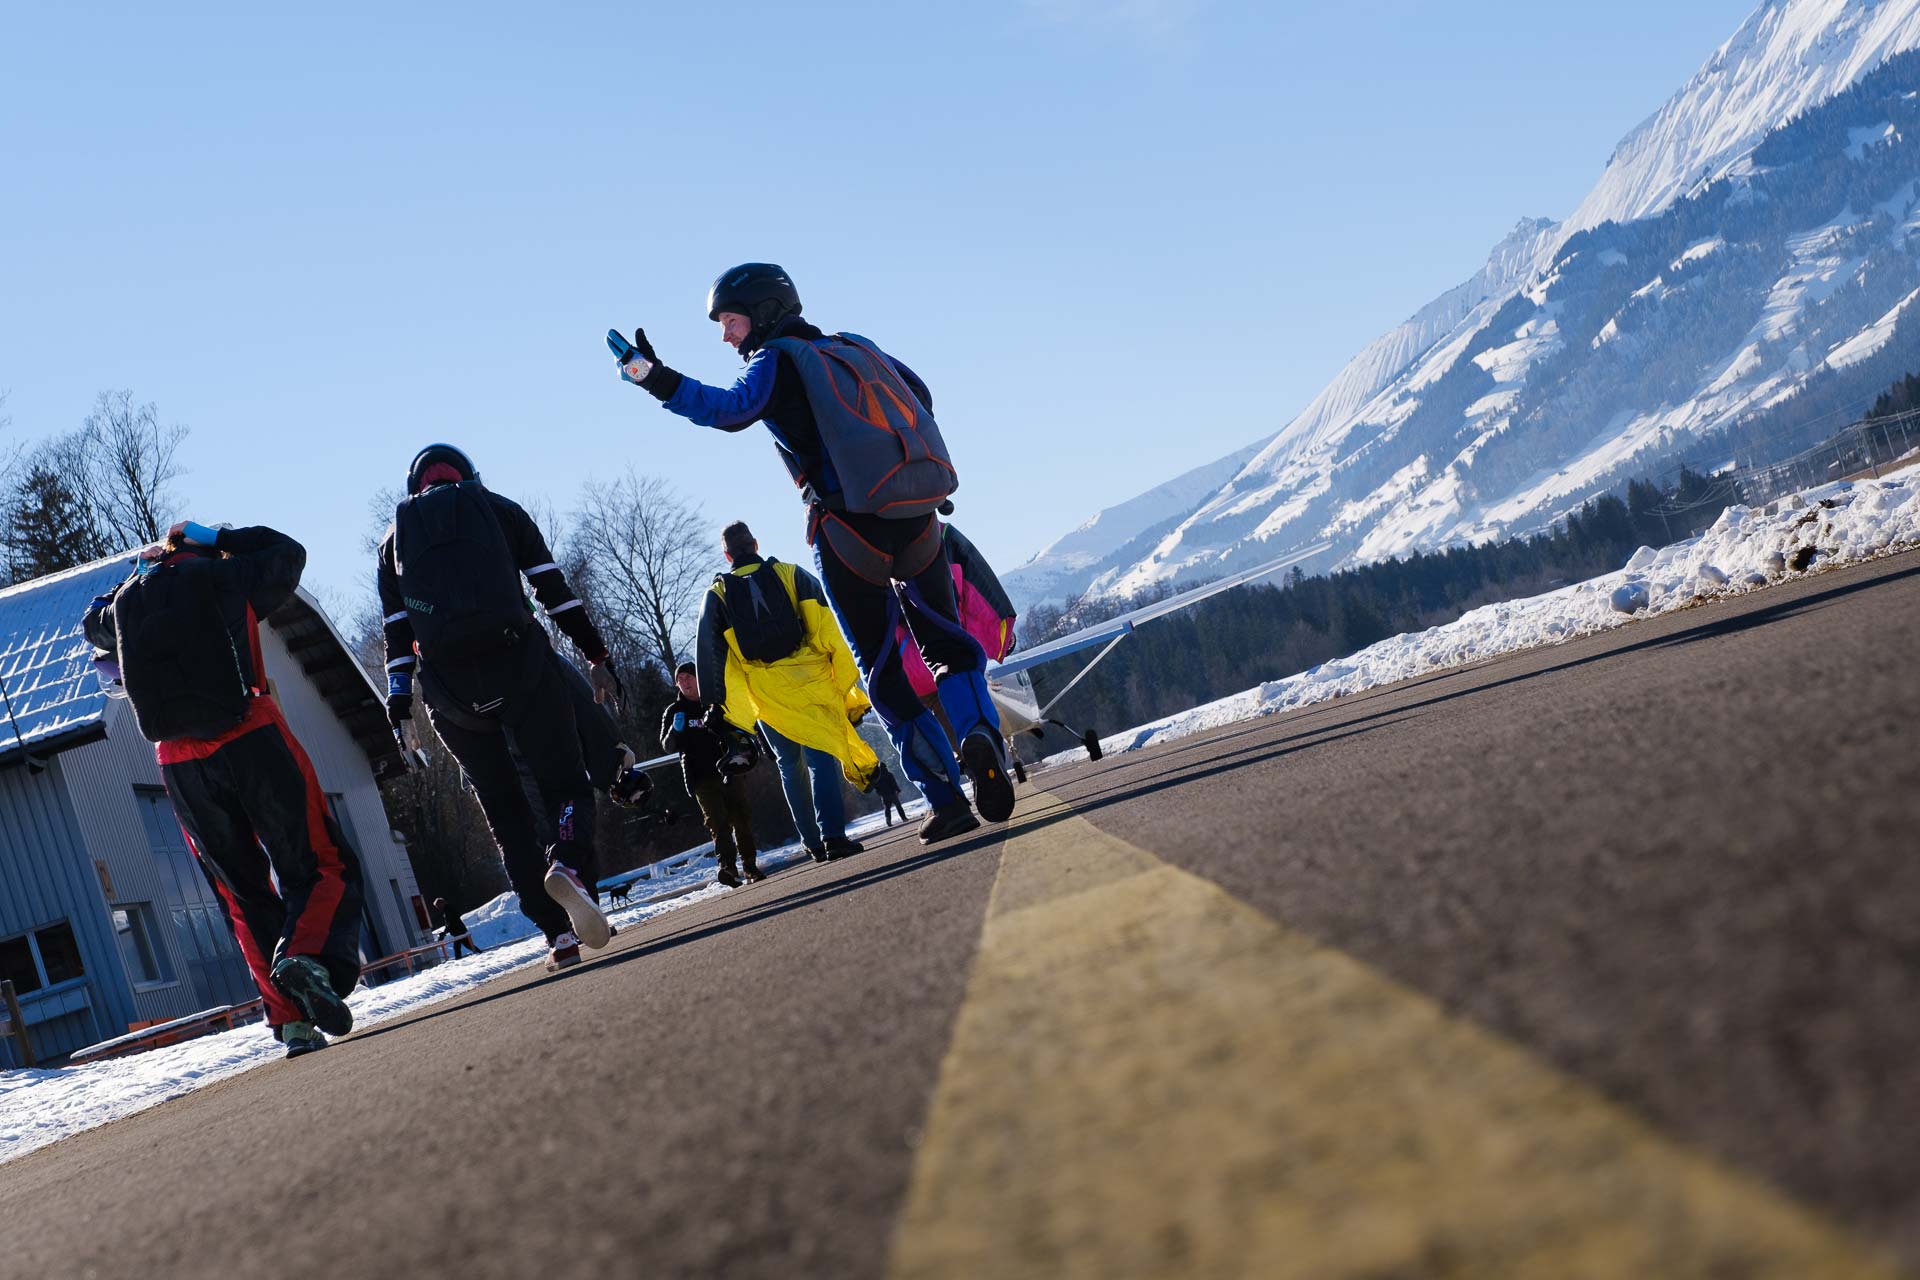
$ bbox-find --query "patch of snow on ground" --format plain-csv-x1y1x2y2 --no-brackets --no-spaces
1671,237,1725,271
0,806,919,1165
1048,462,1920,766
1825,286,1920,369
1846,121,1897,160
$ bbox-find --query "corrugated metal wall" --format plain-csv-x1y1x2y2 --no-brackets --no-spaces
29,619,424,1052
0,760,137,1065
60,702,211,1024
1,598,421,1062
259,626,423,958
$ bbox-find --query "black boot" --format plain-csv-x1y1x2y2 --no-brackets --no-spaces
918,801,980,846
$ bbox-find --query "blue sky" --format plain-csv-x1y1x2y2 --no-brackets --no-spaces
1,0,1760,613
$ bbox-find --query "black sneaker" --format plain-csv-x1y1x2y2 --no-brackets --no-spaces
960,732,1016,823
278,1021,328,1059
918,801,980,845
806,845,831,864
716,864,743,888
741,862,766,883
824,836,864,859
270,956,354,1038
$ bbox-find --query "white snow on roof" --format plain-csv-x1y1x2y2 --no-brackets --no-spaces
0,554,140,758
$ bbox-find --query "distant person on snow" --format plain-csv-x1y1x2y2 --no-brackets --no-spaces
378,444,623,972
697,520,874,862
660,663,761,886
610,263,1015,845
84,522,363,1059
434,897,483,958
871,764,908,827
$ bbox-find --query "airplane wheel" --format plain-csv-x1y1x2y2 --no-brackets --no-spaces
1083,729,1103,762
1013,757,1028,784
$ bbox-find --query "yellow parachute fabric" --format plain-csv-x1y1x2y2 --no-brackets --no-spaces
713,560,878,790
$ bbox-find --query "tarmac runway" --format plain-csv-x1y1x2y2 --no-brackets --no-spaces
5,549,1917,1279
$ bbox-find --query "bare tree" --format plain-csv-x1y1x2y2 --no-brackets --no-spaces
0,392,21,494
568,470,712,675
78,390,188,547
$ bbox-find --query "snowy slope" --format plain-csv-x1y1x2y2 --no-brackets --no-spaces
1042,0,1920,608
1002,437,1268,612
1568,0,1920,232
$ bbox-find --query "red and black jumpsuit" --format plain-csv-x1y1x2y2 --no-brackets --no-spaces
85,528,366,1029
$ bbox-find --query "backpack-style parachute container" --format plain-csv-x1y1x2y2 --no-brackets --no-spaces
762,333,957,519
717,560,804,663
112,561,250,743
392,482,532,659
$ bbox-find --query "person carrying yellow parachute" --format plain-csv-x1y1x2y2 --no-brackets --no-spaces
696,520,877,861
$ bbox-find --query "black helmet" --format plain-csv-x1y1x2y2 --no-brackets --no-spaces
707,263,801,351
610,764,656,810
716,727,761,778
407,443,480,495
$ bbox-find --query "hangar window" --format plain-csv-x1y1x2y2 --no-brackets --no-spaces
0,921,87,995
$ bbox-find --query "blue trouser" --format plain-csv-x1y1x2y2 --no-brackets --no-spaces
759,722,846,849
813,511,1001,810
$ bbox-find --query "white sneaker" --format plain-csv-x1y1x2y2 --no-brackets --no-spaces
543,860,611,949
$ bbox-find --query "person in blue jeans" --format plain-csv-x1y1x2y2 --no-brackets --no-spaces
759,722,857,862
694,522,871,863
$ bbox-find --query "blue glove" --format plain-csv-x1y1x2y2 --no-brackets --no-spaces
608,328,658,385
671,711,687,733
179,521,219,547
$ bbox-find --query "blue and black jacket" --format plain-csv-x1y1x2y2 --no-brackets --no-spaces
638,317,932,509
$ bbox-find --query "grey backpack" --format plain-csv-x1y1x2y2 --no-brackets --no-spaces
762,333,958,518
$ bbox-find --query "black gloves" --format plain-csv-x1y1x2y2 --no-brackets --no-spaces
386,674,413,750
590,659,626,708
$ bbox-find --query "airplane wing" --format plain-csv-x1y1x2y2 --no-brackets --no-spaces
988,543,1331,679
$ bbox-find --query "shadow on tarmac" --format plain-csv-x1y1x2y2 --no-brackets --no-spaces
344,824,1009,1045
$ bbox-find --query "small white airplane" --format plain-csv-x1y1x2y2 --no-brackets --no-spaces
984,543,1331,776
622,542,1330,789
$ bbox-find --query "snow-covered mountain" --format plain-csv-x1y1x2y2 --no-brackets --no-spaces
1019,0,1920,609
1002,440,1267,612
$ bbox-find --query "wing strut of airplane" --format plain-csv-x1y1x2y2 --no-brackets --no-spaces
985,543,1331,757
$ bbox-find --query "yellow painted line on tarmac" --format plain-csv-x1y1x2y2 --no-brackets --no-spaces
887,789,1901,1280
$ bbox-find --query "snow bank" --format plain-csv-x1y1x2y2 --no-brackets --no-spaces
0,804,921,1166
1048,464,1920,763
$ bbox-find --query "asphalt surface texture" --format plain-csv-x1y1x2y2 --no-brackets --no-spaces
4,548,1917,1279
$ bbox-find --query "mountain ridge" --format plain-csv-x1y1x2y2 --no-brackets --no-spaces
1014,0,1920,613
